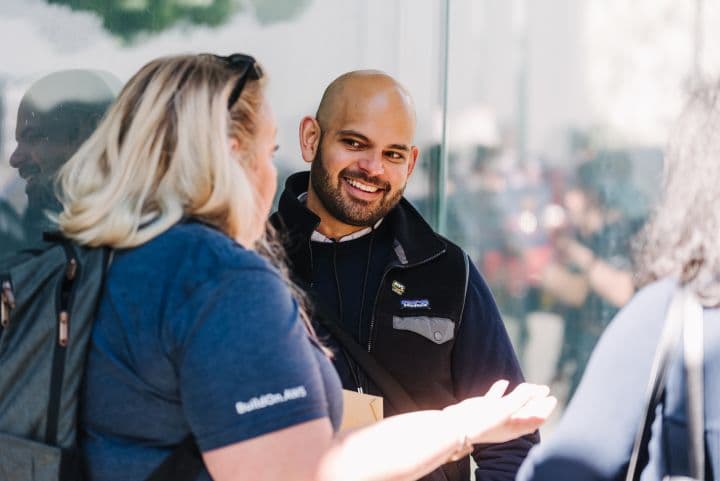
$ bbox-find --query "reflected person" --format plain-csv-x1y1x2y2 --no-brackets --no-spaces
8,69,117,245
539,153,646,397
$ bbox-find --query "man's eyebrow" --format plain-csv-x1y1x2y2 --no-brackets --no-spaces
387,144,410,152
337,130,370,143
336,130,410,152
17,125,37,139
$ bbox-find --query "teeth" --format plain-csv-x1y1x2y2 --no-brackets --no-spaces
346,178,379,193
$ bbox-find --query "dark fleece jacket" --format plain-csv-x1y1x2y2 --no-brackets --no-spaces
270,171,538,481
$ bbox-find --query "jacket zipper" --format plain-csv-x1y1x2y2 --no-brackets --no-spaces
1,280,15,332
308,237,364,392
0,279,15,346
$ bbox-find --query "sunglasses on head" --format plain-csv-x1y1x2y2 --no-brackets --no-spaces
214,53,263,110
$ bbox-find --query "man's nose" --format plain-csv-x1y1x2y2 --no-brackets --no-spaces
9,146,27,169
357,151,384,177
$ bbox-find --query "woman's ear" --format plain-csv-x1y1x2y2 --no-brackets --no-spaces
299,116,321,164
229,137,242,155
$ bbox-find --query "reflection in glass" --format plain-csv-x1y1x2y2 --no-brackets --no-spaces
539,152,647,398
4,70,118,253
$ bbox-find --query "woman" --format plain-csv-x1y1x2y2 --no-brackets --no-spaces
58,53,555,481
516,85,720,480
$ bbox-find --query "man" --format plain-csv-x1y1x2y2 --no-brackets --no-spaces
271,71,536,481
5,69,118,248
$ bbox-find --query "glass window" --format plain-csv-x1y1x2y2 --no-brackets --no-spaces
3,0,717,427
0,0,444,249
439,0,716,417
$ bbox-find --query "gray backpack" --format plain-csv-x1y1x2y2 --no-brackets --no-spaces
0,236,201,481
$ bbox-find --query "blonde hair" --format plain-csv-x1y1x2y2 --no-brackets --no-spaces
56,53,265,248
635,83,720,306
56,53,327,351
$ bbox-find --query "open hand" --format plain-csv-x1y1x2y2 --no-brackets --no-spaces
443,380,557,444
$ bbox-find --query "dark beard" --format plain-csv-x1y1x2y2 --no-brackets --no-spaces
309,147,404,227
23,185,61,241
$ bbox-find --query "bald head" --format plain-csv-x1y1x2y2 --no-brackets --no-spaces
315,70,416,134
299,70,420,239
11,70,119,230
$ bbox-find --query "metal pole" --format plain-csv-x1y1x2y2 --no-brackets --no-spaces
0,79,4,161
436,0,451,235
513,0,528,168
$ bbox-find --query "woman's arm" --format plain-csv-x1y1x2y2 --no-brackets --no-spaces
203,381,556,481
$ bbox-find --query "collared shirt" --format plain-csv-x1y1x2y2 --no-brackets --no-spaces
297,191,384,243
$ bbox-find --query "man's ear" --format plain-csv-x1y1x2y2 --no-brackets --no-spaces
299,116,321,163
407,146,419,178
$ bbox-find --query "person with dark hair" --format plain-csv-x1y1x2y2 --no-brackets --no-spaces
539,151,646,397
271,70,537,481
518,83,720,481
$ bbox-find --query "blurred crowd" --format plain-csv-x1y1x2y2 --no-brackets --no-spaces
412,136,661,402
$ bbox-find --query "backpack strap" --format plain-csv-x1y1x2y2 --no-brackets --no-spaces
625,289,705,481
684,292,705,480
35,234,202,480
44,239,112,445
315,305,461,481
314,304,418,413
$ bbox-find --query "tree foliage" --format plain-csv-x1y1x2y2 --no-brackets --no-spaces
45,0,312,42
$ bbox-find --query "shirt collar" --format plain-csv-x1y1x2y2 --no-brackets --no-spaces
298,192,384,243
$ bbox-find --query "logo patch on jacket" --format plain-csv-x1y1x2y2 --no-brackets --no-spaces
391,280,405,295
400,299,430,309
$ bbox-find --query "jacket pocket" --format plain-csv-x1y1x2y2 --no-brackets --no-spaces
0,432,63,481
392,316,455,344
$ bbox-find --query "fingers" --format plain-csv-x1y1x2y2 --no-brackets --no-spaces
484,379,510,399
502,395,558,439
510,395,557,421
502,383,551,413
448,382,555,445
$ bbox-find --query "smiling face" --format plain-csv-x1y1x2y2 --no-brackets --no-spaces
9,71,116,219
301,72,418,238
10,102,79,211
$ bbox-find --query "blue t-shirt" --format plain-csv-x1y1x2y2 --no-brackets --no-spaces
81,221,343,481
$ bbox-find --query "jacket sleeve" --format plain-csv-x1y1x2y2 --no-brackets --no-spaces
452,260,539,481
